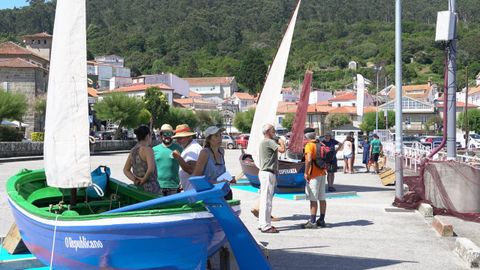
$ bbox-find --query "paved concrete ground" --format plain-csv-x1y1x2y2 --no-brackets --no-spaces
0,150,477,269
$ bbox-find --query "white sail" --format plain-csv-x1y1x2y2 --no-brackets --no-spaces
246,0,301,163
44,0,91,188
356,74,365,117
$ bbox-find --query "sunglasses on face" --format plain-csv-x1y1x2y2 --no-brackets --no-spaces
162,132,174,137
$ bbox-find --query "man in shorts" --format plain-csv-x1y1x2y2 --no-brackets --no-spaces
369,134,383,174
303,128,327,228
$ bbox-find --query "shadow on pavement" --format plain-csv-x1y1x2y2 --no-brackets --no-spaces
268,250,417,270
274,218,374,231
326,219,374,228
333,184,393,193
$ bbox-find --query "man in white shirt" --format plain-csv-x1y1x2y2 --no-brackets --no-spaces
172,124,203,191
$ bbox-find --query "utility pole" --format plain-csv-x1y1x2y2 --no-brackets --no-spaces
464,66,469,151
446,0,457,159
395,0,404,200
374,66,382,131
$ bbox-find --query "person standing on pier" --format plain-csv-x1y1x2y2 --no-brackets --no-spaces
153,124,183,196
257,124,285,233
321,133,342,192
302,128,328,228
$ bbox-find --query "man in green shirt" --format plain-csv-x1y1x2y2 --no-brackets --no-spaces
369,134,383,174
153,124,183,196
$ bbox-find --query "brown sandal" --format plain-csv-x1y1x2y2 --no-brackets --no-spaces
261,226,279,233
251,209,281,221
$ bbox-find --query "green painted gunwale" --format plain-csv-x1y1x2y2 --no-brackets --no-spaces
7,168,240,221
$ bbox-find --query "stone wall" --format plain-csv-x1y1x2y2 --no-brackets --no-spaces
0,67,48,138
0,140,136,158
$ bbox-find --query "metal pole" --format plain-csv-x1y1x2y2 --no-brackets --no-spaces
395,0,404,200
465,66,469,151
446,0,457,159
375,68,379,130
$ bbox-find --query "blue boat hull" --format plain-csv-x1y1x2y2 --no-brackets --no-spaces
240,154,305,190
9,198,240,270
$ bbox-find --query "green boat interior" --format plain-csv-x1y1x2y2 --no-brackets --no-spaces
8,169,239,219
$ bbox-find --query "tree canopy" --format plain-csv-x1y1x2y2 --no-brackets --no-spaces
0,89,27,123
93,93,147,137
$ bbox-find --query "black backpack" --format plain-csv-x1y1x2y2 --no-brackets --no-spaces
313,142,335,168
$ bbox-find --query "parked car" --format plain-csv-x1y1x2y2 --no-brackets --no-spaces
222,134,236,149
275,128,288,137
235,134,249,149
469,134,480,149
402,136,421,147
431,137,461,149
94,130,114,140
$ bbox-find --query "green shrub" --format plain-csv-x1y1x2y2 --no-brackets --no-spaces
0,126,24,141
31,132,44,142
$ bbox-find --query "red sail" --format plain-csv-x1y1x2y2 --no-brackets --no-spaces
288,70,313,154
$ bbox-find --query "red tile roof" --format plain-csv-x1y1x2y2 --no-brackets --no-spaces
0,58,42,69
329,92,357,102
232,92,255,100
307,104,334,113
389,84,432,99
328,106,377,114
0,41,47,60
185,76,235,86
188,91,202,97
317,100,330,106
468,85,480,95
109,83,173,93
173,98,212,105
22,32,52,39
276,102,298,114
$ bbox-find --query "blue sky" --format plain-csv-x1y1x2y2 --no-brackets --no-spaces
0,0,29,10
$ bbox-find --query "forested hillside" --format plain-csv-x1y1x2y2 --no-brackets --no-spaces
1,0,480,92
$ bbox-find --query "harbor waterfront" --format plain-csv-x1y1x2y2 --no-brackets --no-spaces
1,150,479,269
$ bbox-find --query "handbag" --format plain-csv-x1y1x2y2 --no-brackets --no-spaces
87,166,110,198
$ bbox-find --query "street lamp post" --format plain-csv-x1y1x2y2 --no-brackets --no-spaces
374,66,382,131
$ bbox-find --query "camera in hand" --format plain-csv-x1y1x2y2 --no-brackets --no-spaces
273,136,280,143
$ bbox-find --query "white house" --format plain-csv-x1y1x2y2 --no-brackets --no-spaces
132,73,189,98
185,76,238,99
309,89,334,104
457,85,480,107
231,92,255,112
281,87,299,102
328,91,374,108
87,55,131,89
105,83,174,105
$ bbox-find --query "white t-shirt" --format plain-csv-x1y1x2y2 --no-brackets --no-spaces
343,140,352,156
179,140,203,191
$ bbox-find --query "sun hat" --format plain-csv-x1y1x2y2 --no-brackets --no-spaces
204,126,225,138
172,124,196,138
160,124,174,132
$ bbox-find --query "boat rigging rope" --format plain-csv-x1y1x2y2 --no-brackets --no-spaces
49,215,60,270
109,184,120,210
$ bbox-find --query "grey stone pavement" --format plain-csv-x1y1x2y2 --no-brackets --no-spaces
1,150,479,269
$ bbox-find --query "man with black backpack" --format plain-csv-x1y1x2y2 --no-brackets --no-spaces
302,128,328,228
